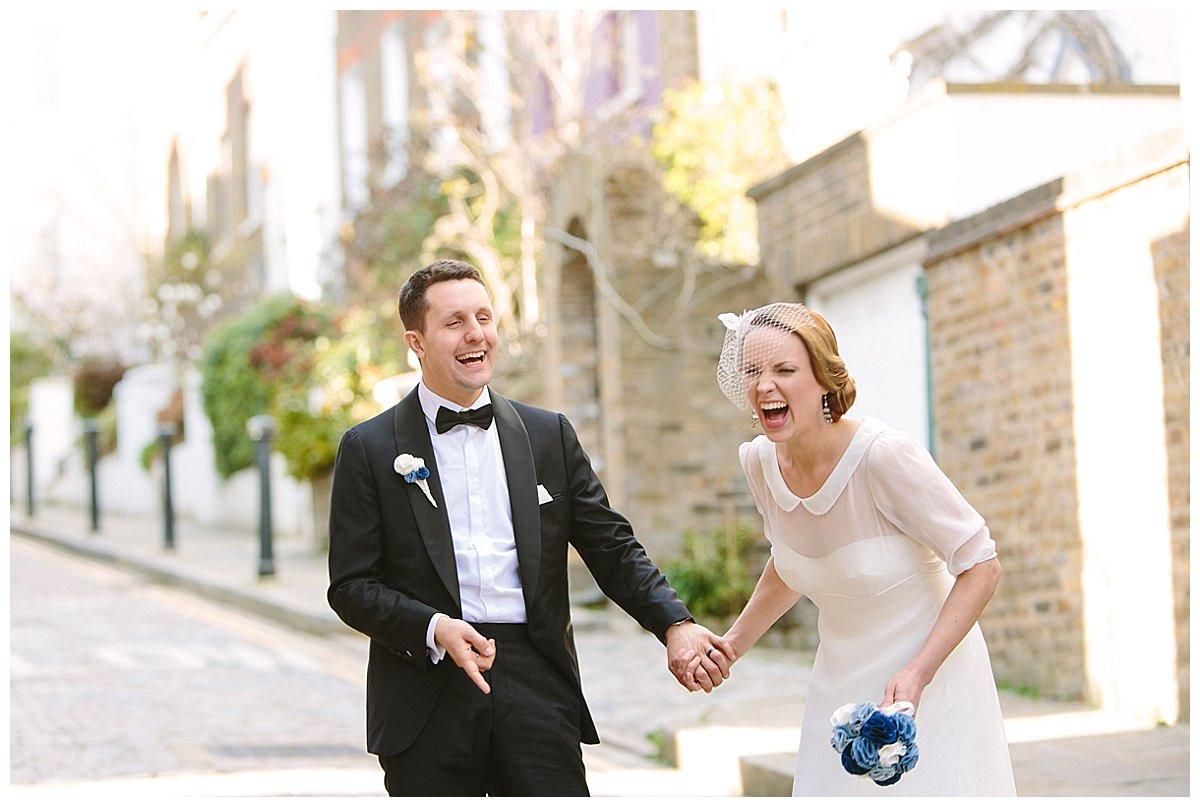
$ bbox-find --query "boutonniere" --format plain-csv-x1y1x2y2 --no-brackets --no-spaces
829,701,918,786
394,454,437,508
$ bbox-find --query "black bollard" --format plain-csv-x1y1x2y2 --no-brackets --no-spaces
158,424,178,551
247,415,276,578
83,418,100,532
24,420,34,517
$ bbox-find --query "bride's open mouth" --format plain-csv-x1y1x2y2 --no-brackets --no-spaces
761,401,789,428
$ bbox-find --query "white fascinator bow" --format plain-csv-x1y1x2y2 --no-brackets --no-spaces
717,311,746,332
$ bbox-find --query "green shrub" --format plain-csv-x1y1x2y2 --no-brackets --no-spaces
663,525,760,620
10,332,54,443
199,294,316,479
273,408,351,481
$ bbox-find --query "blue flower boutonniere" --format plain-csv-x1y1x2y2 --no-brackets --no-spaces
829,701,919,786
394,453,437,508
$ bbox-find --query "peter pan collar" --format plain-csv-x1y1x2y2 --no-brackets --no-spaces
759,417,885,515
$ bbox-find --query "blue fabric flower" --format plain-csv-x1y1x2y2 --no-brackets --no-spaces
894,712,916,744
861,712,900,745
840,744,870,776
404,465,430,483
830,725,854,753
849,737,878,770
897,742,920,773
848,701,876,732
870,768,903,786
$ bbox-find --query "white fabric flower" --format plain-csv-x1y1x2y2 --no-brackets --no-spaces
879,701,914,717
830,702,859,727
394,453,423,476
877,742,907,767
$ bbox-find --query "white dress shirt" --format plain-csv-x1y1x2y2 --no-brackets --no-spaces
418,383,527,662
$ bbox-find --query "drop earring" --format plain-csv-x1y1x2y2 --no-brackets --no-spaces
822,393,833,425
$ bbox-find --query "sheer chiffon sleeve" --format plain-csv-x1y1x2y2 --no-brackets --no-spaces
738,439,767,518
865,429,997,576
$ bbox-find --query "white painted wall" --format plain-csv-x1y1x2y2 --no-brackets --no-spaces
1063,175,1185,723
22,377,76,498
19,365,312,541
808,239,930,450
948,91,1184,220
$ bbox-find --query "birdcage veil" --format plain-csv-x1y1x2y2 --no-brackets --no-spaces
716,303,818,411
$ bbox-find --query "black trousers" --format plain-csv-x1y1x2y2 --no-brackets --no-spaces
378,623,589,797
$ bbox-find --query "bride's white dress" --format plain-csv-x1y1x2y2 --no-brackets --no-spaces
739,417,1016,796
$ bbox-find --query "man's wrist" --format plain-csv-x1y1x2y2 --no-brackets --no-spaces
666,617,694,637
427,613,448,663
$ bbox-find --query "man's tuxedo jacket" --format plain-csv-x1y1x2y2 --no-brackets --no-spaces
327,387,692,756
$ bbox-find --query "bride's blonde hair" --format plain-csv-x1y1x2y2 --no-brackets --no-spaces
717,302,857,421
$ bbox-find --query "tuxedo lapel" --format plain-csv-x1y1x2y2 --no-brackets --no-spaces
491,393,542,607
392,389,461,610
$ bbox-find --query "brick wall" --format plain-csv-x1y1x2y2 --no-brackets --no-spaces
536,148,771,567
925,209,1084,698
655,10,699,92
750,131,931,291
1153,224,1189,720
598,160,770,558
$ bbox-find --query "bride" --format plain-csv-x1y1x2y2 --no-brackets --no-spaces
674,303,1016,796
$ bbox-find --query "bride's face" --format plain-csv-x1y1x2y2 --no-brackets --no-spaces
742,328,825,439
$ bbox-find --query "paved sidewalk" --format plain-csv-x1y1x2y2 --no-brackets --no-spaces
10,504,1190,797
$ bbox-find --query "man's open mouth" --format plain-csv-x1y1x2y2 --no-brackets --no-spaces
457,351,486,366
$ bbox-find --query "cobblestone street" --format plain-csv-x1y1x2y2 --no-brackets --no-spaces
7,534,710,797
9,536,382,795
9,521,1190,798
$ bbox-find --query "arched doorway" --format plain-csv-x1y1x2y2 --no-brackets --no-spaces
557,217,605,471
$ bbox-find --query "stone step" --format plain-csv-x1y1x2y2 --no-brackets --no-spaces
740,753,796,797
665,725,801,796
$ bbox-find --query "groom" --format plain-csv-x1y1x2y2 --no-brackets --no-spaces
327,259,734,796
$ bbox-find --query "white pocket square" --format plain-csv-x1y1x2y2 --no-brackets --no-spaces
536,484,554,505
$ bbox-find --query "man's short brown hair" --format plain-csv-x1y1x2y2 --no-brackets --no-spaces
398,259,485,332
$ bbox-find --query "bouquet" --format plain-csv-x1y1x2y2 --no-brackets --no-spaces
829,701,919,786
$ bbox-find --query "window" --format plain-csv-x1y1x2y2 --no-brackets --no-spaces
590,11,645,119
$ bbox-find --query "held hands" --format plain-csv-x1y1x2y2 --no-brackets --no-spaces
666,621,737,693
434,617,497,694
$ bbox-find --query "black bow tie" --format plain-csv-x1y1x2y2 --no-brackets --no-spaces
435,404,494,434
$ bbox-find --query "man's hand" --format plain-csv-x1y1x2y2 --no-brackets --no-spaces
665,621,736,693
434,617,497,694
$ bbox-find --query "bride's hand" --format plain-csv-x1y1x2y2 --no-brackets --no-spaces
881,664,932,715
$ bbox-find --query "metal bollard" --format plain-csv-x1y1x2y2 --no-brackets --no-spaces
24,420,34,517
158,424,178,551
83,418,100,531
247,415,276,578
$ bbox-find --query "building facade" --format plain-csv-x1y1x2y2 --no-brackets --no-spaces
748,75,1186,719
924,128,1188,722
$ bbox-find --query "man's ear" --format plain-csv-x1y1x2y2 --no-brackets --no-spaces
404,329,425,361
